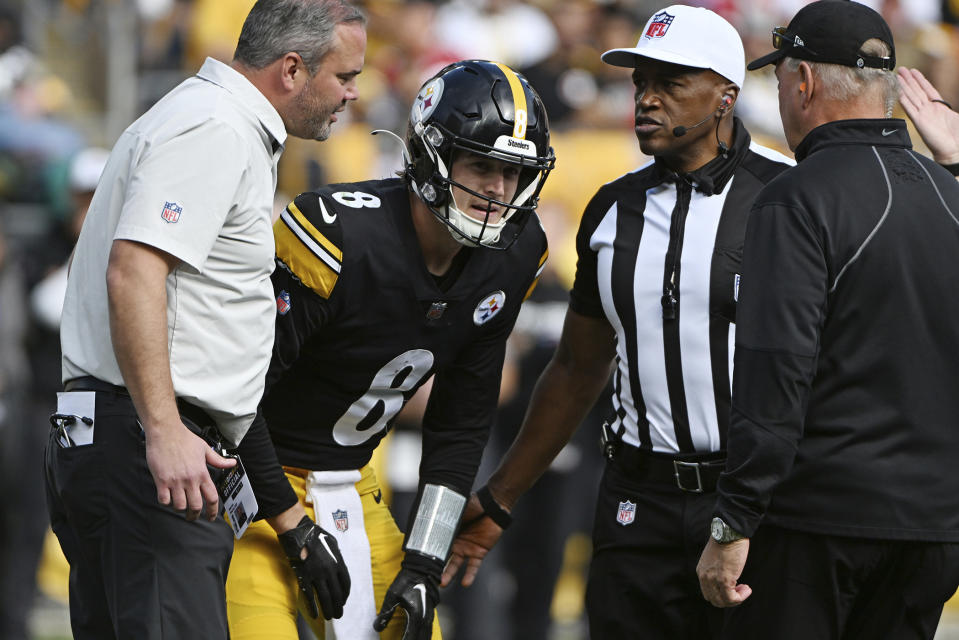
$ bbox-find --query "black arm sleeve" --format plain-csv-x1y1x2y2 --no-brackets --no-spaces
417,332,509,498
715,200,827,536
235,409,298,520
400,327,509,572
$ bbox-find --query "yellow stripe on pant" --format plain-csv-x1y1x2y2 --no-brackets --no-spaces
226,465,443,639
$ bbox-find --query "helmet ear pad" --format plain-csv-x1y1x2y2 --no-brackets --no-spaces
407,130,452,210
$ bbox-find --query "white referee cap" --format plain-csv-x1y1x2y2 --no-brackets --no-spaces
601,5,745,88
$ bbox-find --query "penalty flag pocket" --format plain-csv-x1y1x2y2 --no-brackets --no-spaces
51,391,96,447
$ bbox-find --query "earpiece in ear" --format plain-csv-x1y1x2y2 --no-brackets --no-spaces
799,82,807,93
719,96,733,111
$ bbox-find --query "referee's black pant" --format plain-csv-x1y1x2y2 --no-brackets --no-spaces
44,387,233,640
585,451,724,640
723,525,959,640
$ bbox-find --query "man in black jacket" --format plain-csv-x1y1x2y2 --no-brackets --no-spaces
697,2,959,639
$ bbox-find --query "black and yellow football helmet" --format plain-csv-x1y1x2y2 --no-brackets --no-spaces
405,59,555,250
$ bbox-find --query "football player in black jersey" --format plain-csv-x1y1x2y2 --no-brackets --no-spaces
226,60,554,640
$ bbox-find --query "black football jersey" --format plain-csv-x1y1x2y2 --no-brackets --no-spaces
240,178,547,515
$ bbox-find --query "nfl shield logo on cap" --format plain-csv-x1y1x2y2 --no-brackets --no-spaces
645,11,674,39
617,500,636,526
600,4,746,88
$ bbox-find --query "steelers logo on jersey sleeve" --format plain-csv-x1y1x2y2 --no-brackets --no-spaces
473,291,506,325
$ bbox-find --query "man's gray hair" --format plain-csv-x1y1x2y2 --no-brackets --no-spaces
234,0,366,74
785,39,899,117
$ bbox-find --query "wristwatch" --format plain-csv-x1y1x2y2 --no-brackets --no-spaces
710,517,745,544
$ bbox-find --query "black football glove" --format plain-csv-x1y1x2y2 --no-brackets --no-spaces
277,515,351,620
372,566,439,639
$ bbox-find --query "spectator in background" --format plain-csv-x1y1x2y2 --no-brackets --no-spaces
28,147,111,335
0,6,84,205
364,1,461,134
520,1,638,131
433,0,558,70
519,0,605,128
0,218,32,640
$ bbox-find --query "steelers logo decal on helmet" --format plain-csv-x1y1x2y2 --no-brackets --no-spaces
473,291,506,325
412,77,444,125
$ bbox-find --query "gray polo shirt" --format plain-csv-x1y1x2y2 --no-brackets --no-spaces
61,58,286,446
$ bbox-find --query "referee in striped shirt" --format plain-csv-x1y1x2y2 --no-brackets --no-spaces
442,5,792,638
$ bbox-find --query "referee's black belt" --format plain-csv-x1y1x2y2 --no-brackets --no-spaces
63,376,216,429
609,442,725,494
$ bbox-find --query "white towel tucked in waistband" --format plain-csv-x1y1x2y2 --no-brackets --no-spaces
306,470,377,640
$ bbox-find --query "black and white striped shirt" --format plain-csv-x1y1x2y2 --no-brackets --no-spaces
570,121,792,454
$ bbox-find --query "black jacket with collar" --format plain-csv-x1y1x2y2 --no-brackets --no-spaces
716,118,959,540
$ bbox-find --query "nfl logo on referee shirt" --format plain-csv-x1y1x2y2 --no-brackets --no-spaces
645,11,674,38
332,509,348,532
161,201,182,223
617,500,636,526
276,290,291,315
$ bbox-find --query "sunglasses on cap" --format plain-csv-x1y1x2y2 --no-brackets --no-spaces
771,27,819,56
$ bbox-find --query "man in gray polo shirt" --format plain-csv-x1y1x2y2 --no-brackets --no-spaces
44,2,366,638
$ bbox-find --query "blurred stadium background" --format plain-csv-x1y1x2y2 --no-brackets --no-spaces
1,0,957,638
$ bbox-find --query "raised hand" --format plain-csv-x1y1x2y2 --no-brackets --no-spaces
897,67,959,166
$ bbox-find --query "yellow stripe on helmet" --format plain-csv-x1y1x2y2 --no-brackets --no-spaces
493,62,528,140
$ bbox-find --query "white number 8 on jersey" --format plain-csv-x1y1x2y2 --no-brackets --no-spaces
331,191,382,209
332,349,435,446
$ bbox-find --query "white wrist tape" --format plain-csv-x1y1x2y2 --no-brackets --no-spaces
405,484,467,561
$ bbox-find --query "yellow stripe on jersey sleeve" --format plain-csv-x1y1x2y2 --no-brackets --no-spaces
288,201,343,262
274,202,343,299
524,247,549,301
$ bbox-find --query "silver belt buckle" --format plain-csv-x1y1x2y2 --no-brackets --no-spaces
672,460,704,493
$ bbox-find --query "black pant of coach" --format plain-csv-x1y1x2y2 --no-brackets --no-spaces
585,444,725,640
722,525,959,640
44,380,233,640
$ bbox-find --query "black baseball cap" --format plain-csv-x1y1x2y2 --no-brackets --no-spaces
747,0,895,71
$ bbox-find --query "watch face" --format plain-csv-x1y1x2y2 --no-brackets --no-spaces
711,517,724,541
